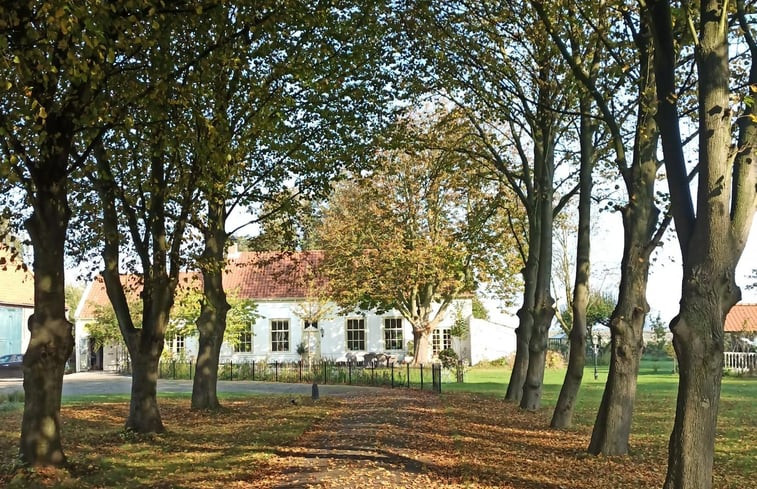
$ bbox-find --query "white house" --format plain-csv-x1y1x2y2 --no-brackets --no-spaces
74,250,514,371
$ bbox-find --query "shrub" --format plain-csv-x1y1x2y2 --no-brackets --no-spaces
546,350,566,369
438,348,459,369
0,390,24,410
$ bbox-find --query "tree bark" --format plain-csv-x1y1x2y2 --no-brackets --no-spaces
587,276,648,454
589,158,658,455
94,140,187,433
645,0,757,486
505,246,537,402
551,95,593,428
520,102,556,411
587,15,660,454
192,197,230,410
663,263,735,489
412,326,433,365
127,341,165,433
20,185,74,465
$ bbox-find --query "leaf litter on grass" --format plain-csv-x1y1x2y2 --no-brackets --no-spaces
1,387,755,488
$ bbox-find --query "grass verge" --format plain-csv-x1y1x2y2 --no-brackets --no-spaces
0,393,337,488
442,365,757,488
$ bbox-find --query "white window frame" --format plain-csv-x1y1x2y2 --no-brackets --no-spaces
432,328,452,355
271,319,290,352
383,317,404,351
234,326,253,353
346,318,366,351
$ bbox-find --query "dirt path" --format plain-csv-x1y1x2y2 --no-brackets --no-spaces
255,389,462,488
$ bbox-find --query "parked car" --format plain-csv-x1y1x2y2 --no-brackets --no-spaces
0,353,23,378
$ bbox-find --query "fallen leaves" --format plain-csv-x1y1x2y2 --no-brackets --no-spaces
0,387,754,488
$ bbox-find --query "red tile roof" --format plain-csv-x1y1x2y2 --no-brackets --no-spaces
77,251,325,319
224,251,324,300
0,245,34,307
725,304,757,333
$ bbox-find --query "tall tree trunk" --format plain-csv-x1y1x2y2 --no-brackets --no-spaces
505,242,538,402
663,263,734,489
588,18,660,454
521,117,556,411
126,338,165,433
551,95,593,428
20,184,74,465
521,282,554,410
588,162,658,455
192,198,230,410
587,259,649,454
645,0,757,486
412,326,432,365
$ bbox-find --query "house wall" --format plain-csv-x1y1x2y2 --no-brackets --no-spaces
468,317,517,365
74,298,475,368
219,298,473,364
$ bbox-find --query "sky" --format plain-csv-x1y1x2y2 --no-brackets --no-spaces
484,208,757,329
587,210,757,324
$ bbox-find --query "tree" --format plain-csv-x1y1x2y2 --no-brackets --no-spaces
89,5,224,431
532,0,674,452
316,108,520,364
550,81,598,428
644,1,757,487
0,0,171,465
409,1,579,409
183,2,402,409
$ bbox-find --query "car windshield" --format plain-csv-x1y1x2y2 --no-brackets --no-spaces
0,354,20,363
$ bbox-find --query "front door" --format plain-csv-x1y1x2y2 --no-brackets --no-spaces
0,306,22,356
303,323,321,366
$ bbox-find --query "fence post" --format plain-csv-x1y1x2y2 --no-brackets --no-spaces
299,360,303,382
348,362,352,385
189,360,193,381
391,363,394,388
230,360,233,381
406,363,410,387
420,364,424,390
371,364,375,385
275,361,279,382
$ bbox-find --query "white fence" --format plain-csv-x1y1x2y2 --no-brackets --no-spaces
724,352,757,372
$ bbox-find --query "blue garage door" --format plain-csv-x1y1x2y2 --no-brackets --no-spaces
0,306,23,356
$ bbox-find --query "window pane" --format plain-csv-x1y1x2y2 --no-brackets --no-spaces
235,330,253,353
271,320,290,352
383,318,403,350
346,318,365,351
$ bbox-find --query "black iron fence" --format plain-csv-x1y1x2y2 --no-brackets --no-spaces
137,359,453,393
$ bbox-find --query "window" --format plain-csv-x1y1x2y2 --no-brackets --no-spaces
383,318,403,350
271,320,290,352
346,318,365,351
432,329,451,355
304,320,318,330
174,334,185,355
235,329,253,353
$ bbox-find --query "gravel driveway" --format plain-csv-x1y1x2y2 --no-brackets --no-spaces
0,371,388,398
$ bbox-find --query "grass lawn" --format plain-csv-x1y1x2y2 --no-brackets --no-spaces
0,364,754,488
0,393,338,488
443,362,757,488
